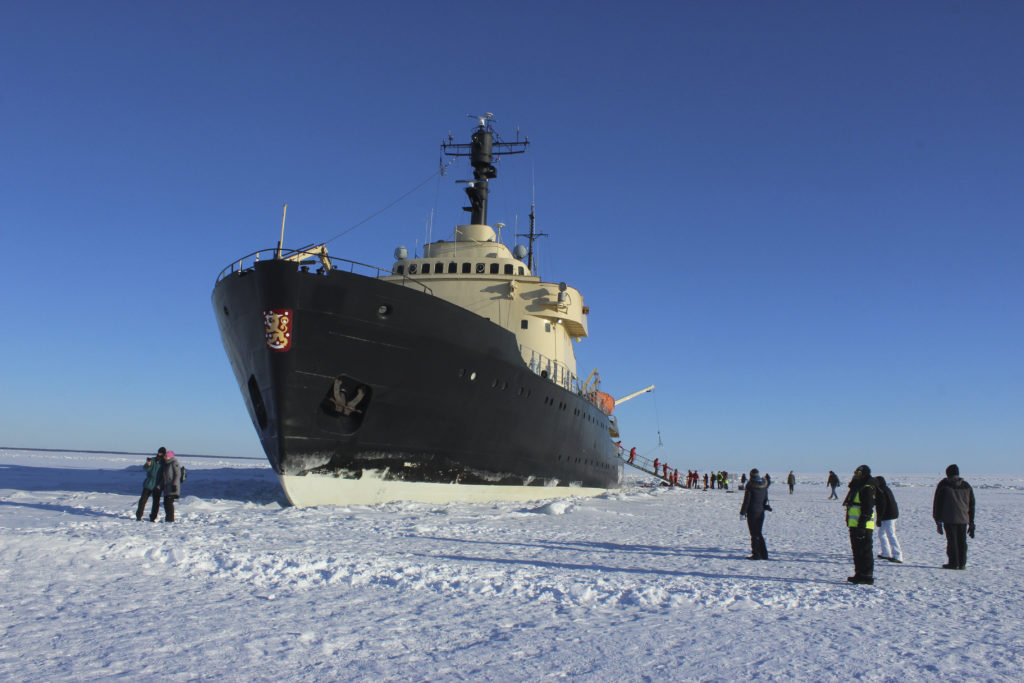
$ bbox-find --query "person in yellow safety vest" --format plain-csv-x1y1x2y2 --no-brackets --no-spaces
843,464,877,585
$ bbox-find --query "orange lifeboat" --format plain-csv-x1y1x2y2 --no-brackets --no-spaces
588,391,615,415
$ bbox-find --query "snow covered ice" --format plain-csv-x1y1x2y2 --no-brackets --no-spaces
2,449,1023,681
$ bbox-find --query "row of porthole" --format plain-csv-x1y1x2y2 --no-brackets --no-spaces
456,369,608,430
397,261,527,277
543,396,568,410
457,368,533,398
454,368,611,470
555,453,616,470
573,409,602,423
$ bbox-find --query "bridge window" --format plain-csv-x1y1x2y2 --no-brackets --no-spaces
462,262,471,273
504,264,513,275
521,320,528,329
409,264,417,274
422,263,431,274
436,262,443,273
490,263,499,274
518,266,525,275
448,262,457,273
396,265,405,275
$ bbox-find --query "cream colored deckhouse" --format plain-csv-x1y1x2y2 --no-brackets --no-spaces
386,222,589,394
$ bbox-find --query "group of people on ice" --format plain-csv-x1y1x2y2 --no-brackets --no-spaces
675,469,733,489
739,463,976,585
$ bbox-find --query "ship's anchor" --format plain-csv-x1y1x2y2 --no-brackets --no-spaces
329,379,366,416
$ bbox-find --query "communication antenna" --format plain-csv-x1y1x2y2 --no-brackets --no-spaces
516,203,548,275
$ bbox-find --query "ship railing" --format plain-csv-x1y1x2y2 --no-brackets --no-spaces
215,248,433,294
520,345,581,394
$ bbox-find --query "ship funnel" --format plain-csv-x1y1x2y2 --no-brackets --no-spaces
455,224,495,242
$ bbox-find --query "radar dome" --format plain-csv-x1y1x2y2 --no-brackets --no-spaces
513,244,528,260
394,246,408,260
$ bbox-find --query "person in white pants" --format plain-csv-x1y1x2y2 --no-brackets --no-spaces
874,475,903,563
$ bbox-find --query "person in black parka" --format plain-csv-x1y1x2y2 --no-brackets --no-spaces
933,464,976,570
827,471,840,500
740,468,771,560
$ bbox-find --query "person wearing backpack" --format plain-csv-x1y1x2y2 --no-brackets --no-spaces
135,448,164,521
152,449,183,523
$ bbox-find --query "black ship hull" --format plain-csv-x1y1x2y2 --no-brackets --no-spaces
212,259,622,505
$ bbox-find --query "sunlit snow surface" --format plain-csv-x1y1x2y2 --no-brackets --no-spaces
2,449,1022,681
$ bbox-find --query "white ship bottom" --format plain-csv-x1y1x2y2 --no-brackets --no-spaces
279,469,610,507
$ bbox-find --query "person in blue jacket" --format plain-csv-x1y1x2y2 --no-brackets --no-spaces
135,448,165,521
740,468,771,559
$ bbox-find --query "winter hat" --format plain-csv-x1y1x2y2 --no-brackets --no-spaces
157,447,166,456
855,464,871,477
164,450,175,459
946,464,959,477
750,468,759,478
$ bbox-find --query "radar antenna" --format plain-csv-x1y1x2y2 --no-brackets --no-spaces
441,114,528,226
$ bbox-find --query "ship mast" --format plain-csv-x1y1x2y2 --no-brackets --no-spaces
517,203,548,274
442,113,528,226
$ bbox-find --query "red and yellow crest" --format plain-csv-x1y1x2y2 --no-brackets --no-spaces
263,308,293,352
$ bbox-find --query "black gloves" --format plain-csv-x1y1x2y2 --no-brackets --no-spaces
936,521,944,535
763,504,772,512
968,523,976,539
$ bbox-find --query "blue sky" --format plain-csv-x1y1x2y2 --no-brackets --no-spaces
2,1,1021,474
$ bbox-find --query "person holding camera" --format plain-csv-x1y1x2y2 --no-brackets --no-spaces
740,468,771,560
134,448,165,521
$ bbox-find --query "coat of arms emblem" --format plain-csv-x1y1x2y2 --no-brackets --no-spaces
263,309,292,351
